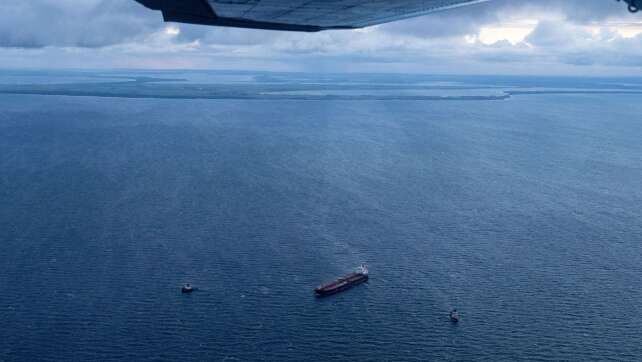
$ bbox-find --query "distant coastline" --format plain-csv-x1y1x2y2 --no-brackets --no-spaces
2,70,642,101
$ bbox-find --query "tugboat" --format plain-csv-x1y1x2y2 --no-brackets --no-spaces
315,264,369,297
181,283,194,294
450,309,460,323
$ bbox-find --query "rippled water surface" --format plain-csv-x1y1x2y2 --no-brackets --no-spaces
1,72,642,361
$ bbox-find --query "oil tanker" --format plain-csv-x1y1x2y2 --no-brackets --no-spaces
315,264,368,297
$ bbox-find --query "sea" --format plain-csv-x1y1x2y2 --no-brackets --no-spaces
1,70,641,361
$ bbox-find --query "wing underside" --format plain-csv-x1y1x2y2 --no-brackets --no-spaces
136,0,490,32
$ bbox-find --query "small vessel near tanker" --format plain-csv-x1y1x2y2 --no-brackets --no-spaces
450,309,460,323
181,283,195,294
315,264,369,297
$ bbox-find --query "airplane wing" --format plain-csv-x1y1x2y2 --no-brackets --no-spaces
135,0,492,32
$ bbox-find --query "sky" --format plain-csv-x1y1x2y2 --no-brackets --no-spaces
1,0,642,75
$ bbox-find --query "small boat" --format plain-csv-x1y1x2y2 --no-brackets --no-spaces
181,284,194,293
450,309,460,323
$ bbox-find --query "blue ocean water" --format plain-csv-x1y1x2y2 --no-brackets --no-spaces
1,71,641,361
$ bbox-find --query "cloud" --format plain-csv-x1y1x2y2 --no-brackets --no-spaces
0,0,641,75
0,0,159,48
